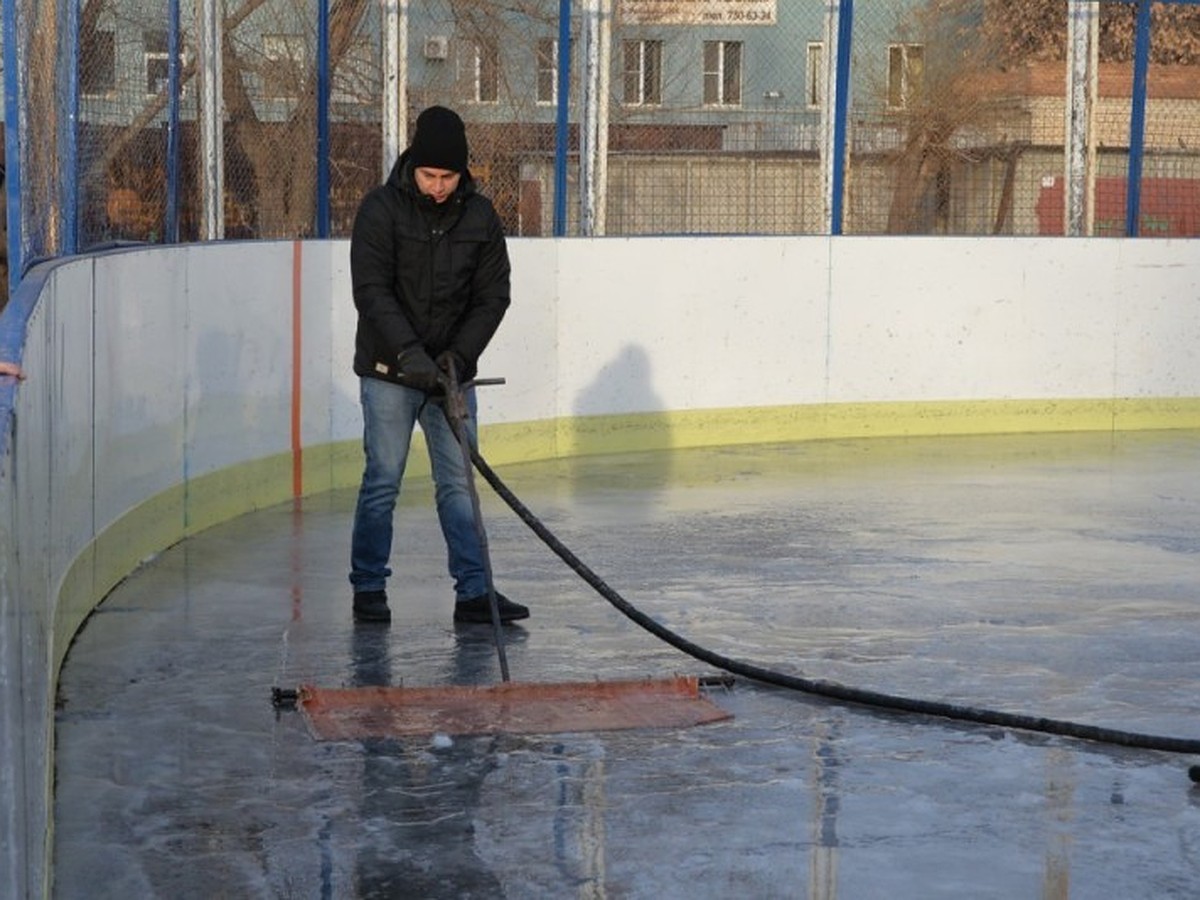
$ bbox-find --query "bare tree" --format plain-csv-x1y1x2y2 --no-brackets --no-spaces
981,0,1200,65
879,0,1200,234
81,0,371,239
81,0,558,240
879,0,1008,233
222,0,373,236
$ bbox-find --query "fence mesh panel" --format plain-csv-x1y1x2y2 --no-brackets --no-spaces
330,2,383,237
849,2,990,235
4,0,1199,302
606,2,825,235
410,1,568,238
77,0,192,246
1121,1,1200,236
10,3,62,270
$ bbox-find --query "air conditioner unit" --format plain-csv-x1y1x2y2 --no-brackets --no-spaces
423,36,449,61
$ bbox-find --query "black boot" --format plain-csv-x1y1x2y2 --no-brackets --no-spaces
453,592,529,624
353,590,391,623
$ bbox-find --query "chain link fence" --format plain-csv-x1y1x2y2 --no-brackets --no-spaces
598,2,826,235
4,0,1200,304
845,0,1200,236
1098,0,1200,237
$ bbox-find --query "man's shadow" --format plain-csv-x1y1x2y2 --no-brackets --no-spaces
569,344,674,513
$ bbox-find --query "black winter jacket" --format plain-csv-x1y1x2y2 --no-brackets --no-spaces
350,152,511,386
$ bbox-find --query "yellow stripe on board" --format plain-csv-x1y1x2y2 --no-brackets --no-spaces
479,397,1200,465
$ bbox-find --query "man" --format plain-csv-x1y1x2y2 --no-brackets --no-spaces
348,105,528,626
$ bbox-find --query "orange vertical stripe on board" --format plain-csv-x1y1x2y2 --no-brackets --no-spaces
291,241,303,498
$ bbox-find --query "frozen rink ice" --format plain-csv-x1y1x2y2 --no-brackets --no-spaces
53,431,1200,898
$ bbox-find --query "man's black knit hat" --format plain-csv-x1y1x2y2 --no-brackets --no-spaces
408,106,469,172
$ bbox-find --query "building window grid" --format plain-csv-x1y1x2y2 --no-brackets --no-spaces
703,40,742,107
536,37,557,105
623,39,662,106
475,41,500,103
887,42,925,109
144,29,171,97
144,30,192,99
82,29,117,97
806,42,823,109
124,31,931,119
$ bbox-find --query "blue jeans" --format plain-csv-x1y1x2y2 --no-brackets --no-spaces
350,377,487,600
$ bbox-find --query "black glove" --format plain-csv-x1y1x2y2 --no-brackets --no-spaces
435,350,467,386
396,346,443,393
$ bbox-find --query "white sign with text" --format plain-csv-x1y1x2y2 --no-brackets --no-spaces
619,0,777,26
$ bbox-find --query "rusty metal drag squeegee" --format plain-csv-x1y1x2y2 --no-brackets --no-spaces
279,370,734,739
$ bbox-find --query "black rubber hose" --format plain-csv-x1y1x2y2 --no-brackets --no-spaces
470,446,1200,756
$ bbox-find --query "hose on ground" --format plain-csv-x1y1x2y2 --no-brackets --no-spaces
470,446,1200,756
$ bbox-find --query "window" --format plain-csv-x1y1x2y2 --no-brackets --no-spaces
142,30,190,99
81,29,116,96
623,39,662,106
144,30,170,96
333,38,372,105
263,34,305,101
887,43,925,109
475,41,499,103
703,41,741,107
806,42,824,109
536,38,557,105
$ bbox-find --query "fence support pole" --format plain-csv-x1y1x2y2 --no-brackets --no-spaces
316,0,330,237
1065,0,1097,236
166,0,182,242
2,0,20,297
580,0,601,236
553,0,571,236
384,0,408,177
197,0,224,240
1125,0,1153,237
594,0,611,236
62,0,79,254
824,0,853,236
